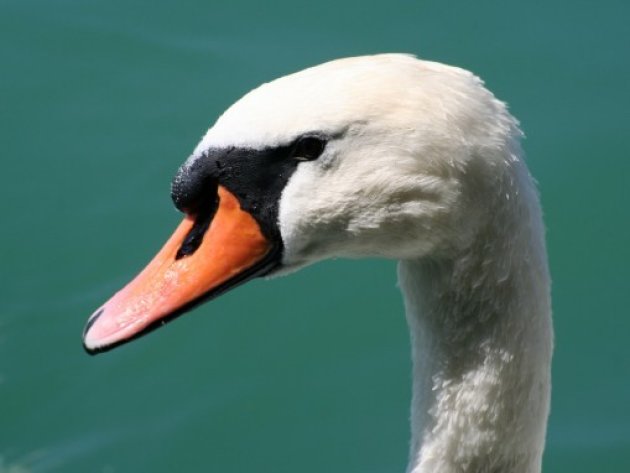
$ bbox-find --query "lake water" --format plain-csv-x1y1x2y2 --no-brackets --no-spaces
2,0,629,472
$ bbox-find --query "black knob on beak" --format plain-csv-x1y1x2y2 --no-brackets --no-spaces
171,155,219,215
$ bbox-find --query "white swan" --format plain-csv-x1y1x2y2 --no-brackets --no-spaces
83,54,553,473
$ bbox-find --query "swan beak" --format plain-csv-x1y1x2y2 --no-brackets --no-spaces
83,186,276,354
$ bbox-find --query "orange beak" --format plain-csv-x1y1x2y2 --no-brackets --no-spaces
83,186,277,354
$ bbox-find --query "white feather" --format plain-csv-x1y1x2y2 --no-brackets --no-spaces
194,54,553,473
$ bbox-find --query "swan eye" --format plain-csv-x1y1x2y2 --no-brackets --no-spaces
291,136,326,161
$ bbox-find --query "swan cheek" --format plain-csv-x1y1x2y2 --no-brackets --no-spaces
277,165,337,269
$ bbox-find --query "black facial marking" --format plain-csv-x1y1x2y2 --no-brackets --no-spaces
172,134,328,248
175,190,219,260
214,144,298,242
171,162,218,215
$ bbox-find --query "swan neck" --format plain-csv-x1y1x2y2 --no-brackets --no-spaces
399,224,552,473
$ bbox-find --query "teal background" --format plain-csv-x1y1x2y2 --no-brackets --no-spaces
1,1,629,472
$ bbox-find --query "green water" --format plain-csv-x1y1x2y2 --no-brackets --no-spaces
2,0,629,471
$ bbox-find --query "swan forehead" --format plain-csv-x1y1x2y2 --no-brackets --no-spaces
193,54,467,153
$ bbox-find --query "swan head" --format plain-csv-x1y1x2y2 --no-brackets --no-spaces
83,54,523,353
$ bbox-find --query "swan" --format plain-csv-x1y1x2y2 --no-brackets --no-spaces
83,54,553,473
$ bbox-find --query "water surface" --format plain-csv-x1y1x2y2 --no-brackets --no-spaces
1,1,629,471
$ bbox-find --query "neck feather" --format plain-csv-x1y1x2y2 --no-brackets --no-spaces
398,166,553,473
